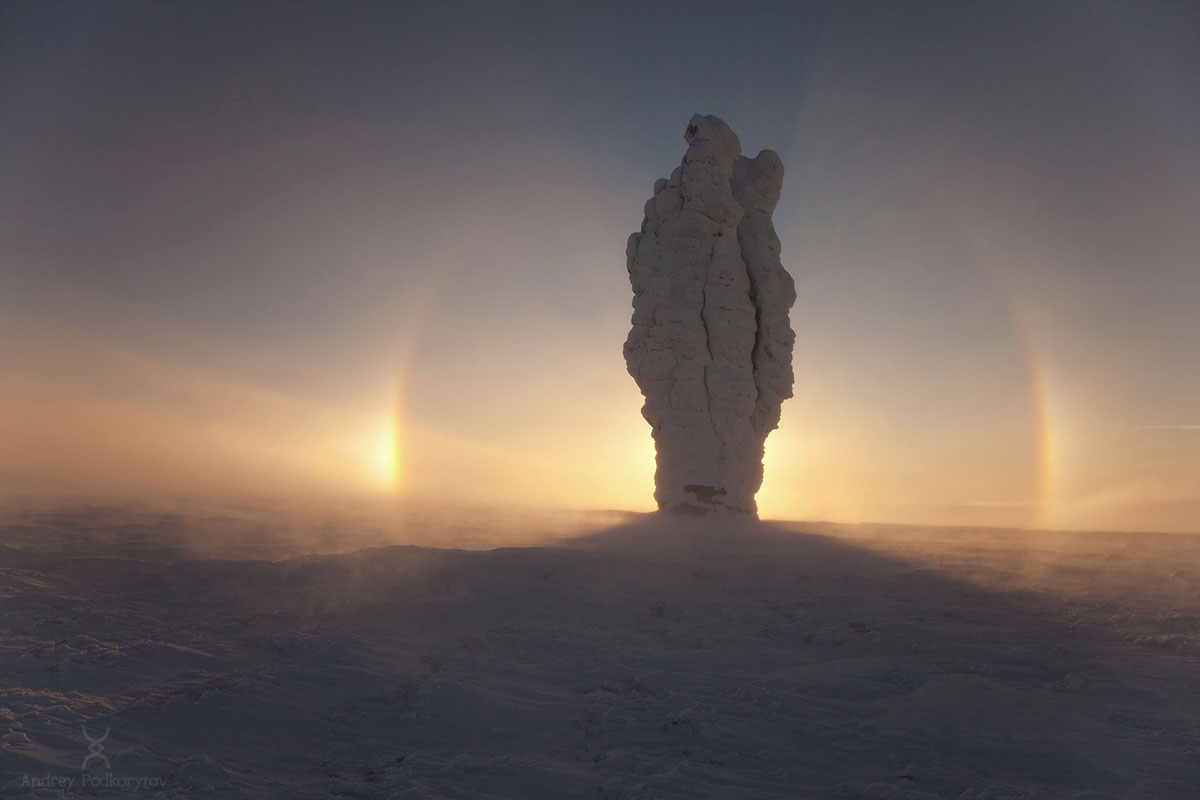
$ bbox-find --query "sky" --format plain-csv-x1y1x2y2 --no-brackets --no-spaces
1,0,1198,532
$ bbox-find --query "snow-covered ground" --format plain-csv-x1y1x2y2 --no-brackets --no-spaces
1,503,1198,798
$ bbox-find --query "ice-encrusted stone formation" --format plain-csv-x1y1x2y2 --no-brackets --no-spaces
624,114,795,515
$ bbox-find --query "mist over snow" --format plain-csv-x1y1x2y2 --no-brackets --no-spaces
1,502,1198,798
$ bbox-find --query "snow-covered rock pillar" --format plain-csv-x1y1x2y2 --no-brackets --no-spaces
624,114,795,516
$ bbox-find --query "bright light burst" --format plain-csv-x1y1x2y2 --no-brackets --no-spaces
364,416,401,490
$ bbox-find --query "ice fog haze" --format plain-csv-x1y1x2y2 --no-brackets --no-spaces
3,1,1199,532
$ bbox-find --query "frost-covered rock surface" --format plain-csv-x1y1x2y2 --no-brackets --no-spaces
625,114,795,515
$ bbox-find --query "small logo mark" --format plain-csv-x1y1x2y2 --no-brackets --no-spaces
80,725,110,770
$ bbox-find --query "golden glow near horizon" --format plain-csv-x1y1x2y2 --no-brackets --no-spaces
1,184,1197,533
3,1,1199,537
1031,361,1063,530
363,416,402,491
1,303,1197,533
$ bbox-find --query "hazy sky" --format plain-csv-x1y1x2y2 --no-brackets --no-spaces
2,1,1198,531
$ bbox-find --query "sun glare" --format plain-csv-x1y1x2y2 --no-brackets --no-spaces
365,418,401,490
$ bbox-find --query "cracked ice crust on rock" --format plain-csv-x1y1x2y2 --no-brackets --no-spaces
624,114,795,516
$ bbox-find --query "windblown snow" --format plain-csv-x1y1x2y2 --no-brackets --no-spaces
1,504,1198,798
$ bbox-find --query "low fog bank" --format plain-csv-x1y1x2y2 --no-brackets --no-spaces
2,496,1198,651
0,494,636,562
16,492,1193,565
